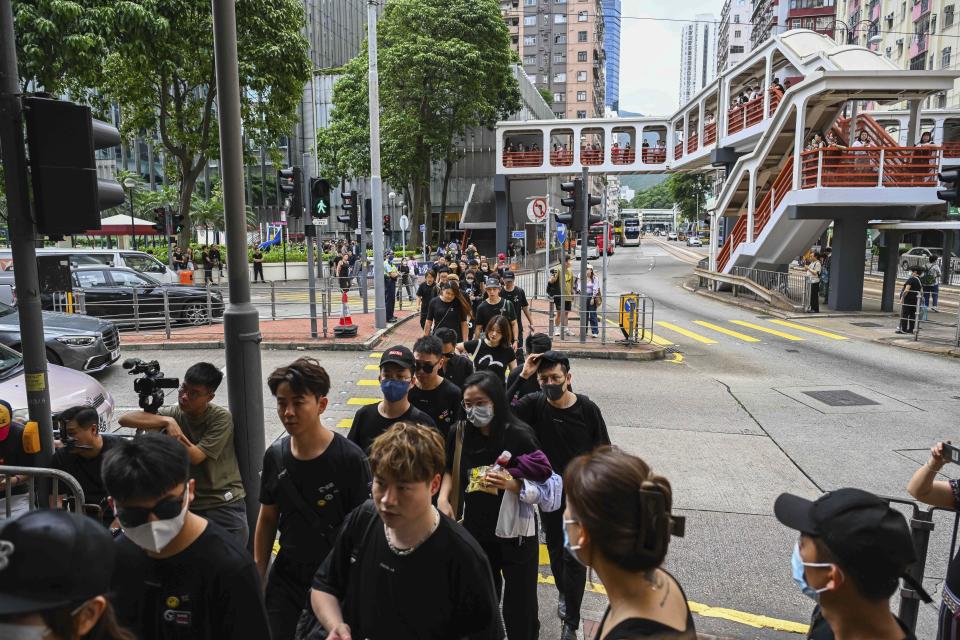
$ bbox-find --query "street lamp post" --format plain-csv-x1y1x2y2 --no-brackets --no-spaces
123,176,137,250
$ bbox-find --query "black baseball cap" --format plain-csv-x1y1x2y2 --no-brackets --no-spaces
538,350,570,370
0,510,116,615
502,271,516,281
774,488,931,602
380,345,415,371
485,276,501,288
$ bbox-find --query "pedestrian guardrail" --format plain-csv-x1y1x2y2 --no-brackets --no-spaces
0,464,86,519
731,266,810,308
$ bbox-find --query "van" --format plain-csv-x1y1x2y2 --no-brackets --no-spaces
0,248,178,283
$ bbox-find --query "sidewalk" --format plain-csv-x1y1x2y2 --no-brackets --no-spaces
684,278,960,358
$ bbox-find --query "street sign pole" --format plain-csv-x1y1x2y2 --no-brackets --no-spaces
305,224,318,338
367,2,386,329
0,0,55,470
211,0,265,548
579,167,589,344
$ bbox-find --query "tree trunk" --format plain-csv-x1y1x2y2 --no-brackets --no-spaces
439,157,453,247
176,157,205,247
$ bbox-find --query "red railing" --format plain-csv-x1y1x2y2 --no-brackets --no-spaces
768,88,783,117
704,122,717,145
753,157,794,239
581,148,603,166
611,148,636,164
687,133,699,154
833,115,898,147
503,151,543,167
727,105,745,135
943,142,960,158
550,150,574,166
717,214,747,272
642,148,667,164
727,95,765,135
799,147,941,189
674,142,683,160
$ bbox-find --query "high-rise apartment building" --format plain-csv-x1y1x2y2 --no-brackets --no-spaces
785,0,836,38
503,0,606,119
717,0,753,72
837,0,960,109
603,0,621,112
750,0,789,49
679,14,718,105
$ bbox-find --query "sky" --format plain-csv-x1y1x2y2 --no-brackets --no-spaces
618,0,725,117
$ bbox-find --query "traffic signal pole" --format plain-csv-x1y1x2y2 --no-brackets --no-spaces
0,0,55,469
579,167,589,344
367,1,386,329
211,0,265,547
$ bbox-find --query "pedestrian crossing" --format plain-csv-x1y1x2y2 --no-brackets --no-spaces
646,317,849,348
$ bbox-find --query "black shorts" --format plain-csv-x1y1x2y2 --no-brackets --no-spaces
553,296,572,311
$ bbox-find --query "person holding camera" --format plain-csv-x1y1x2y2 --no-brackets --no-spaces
118,362,248,546
51,405,121,526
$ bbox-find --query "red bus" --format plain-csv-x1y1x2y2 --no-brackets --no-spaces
589,222,615,256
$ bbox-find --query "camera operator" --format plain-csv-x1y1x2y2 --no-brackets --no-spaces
51,406,121,526
118,362,248,546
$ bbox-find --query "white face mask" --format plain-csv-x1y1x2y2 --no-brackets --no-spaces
122,492,189,554
0,623,51,640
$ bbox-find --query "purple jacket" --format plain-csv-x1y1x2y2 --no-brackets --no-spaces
507,450,553,483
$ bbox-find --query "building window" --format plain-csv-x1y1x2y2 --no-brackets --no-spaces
577,110,587,119
524,35,537,45
554,92,564,102
815,15,833,30
578,10,588,21
946,5,955,28
555,13,566,23
524,0,536,5
944,46,952,68
938,92,948,108
554,111,565,118
524,15,536,26
578,30,588,42
734,30,741,38
577,70,587,81
577,90,587,101
555,34,567,44
523,55,536,65
577,50,588,62
553,52,566,63
734,14,740,23
730,45,744,53
554,72,567,82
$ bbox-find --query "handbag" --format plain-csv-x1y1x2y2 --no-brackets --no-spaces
450,421,465,521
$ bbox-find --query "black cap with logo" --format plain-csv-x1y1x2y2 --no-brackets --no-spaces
380,345,415,371
774,488,931,602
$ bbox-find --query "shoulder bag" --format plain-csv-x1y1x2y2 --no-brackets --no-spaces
450,421,465,521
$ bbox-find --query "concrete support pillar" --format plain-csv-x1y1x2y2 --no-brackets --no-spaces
763,53,772,116
720,78,730,139
906,100,922,146
698,102,705,147
494,174,509,257
792,104,806,188
881,231,903,312
746,170,756,243
942,230,954,285
829,216,870,312
935,117,946,145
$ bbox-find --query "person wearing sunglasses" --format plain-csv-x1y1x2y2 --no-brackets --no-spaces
103,433,270,639
435,327,475,390
409,336,463,438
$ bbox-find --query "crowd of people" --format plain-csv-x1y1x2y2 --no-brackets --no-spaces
170,244,225,284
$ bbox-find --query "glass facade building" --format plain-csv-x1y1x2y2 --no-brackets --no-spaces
603,0,621,112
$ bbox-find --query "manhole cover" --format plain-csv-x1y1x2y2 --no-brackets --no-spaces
851,322,884,328
802,390,880,407
786,349,800,353
663,346,681,354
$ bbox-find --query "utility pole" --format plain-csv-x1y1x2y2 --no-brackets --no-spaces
0,0,54,469
211,0,265,546
368,0,386,328
579,167,589,344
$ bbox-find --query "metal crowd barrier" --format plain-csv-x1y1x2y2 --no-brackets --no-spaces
0,464,86,518
545,292,655,346
731,266,810,308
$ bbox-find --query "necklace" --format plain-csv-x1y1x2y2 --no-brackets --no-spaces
384,508,439,556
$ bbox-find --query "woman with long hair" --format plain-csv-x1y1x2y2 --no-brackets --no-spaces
423,280,472,341
458,315,517,380
564,447,693,639
438,371,544,640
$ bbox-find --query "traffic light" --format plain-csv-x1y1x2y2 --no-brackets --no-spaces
310,178,331,219
383,214,391,229
364,198,373,230
152,207,167,234
584,189,602,230
938,169,960,206
23,97,125,236
338,190,357,225
170,212,184,234
278,166,303,218
556,180,579,228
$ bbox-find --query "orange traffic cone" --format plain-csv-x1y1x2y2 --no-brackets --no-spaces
334,288,358,337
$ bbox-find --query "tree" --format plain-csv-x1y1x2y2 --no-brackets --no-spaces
318,0,520,247
538,87,554,106
630,180,673,210
668,173,712,221
95,0,307,245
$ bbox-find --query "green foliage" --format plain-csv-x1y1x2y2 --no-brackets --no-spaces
668,174,712,221
630,179,673,210
538,87,553,105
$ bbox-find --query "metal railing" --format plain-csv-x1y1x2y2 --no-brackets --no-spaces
866,255,960,286
0,464,86,519
904,295,960,347
799,146,941,189
730,266,810,307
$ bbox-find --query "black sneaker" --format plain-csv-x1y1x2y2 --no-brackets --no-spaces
560,622,578,640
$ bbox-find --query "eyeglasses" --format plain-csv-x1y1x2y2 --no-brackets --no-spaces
414,360,437,373
115,490,186,527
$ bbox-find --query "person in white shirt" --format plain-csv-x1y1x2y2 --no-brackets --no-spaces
805,252,823,313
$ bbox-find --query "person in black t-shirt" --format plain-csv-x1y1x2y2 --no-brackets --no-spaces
435,327,475,389
438,371,543,640
416,270,437,329
252,247,265,282
347,346,437,453
201,246,213,284
506,332,553,405
409,336,463,438
424,281,471,341
898,265,924,334
311,422,501,640
459,315,517,381
473,277,518,348
501,271,534,358
256,358,371,640
514,351,611,640
104,434,270,640
51,405,120,526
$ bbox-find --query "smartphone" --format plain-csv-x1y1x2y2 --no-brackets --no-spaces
943,442,960,465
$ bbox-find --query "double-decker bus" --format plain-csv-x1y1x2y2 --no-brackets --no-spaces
589,222,616,256
621,218,641,246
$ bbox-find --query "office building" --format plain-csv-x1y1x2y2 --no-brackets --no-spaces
679,14,718,105
786,0,836,39
603,0,622,112
717,0,753,72
750,0,789,49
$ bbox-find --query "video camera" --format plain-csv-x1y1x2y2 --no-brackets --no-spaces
123,358,179,414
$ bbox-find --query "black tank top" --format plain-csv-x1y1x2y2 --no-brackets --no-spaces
594,570,696,640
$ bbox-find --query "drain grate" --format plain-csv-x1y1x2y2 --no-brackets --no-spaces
785,349,800,353
663,346,681,354
802,390,880,407
851,322,884,328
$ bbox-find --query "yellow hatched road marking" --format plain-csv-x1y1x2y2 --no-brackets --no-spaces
336,418,353,429
369,352,382,358
356,379,380,386
730,320,805,341
539,544,549,565
768,319,848,340
656,321,718,344
347,397,380,405
638,330,674,346
693,321,761,343
364,364,380,371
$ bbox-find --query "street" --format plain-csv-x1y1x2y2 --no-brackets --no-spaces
93,242,960,639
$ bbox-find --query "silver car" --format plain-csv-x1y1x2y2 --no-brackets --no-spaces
900,247,960,272
0,343,115,432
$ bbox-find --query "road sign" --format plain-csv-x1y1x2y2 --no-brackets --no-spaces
556,223,567,245
318,218,329,226
619,293,640,341
419,223,426,233
527,197,548,224
511,230,526,240
399,214,409,231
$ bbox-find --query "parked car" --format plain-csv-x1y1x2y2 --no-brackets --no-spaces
575,237,599,260
686,236,703,247
900,247,960,272
667,232,679,241
0,343,115,432
0,301,120,372
65,266,225,327
0,248,178,283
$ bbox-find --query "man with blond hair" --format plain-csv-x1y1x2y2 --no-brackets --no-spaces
310,422,502,640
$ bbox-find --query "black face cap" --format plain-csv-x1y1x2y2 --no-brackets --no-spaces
380,345,415,371
538,350,569,370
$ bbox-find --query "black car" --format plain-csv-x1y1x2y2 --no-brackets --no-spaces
66,266,225,327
